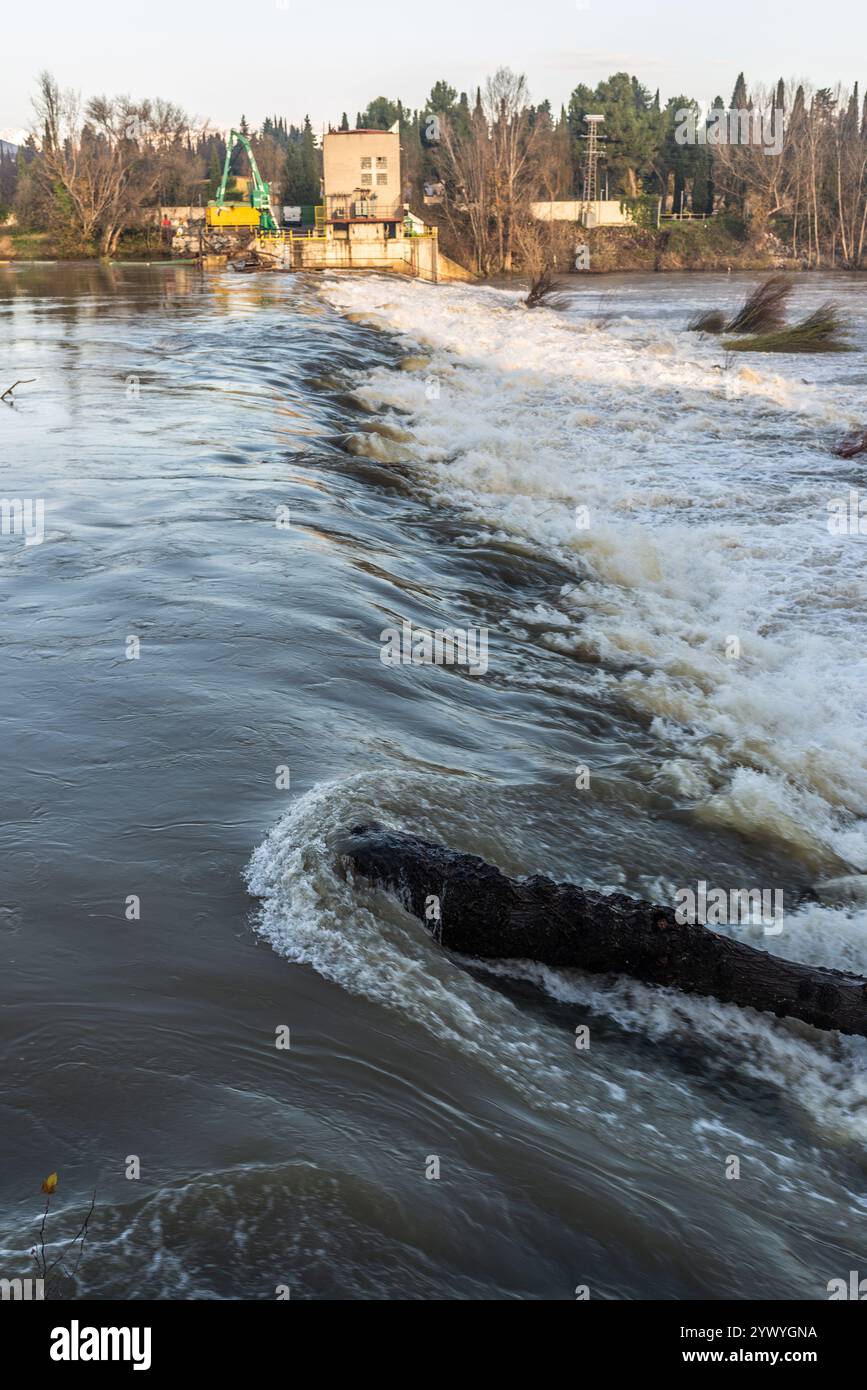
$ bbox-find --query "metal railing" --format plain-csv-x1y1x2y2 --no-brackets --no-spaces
324,196,405,222
258,228,327,241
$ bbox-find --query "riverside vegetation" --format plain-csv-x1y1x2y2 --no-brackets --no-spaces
2,67,867,274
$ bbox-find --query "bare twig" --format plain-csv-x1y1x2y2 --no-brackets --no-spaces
32,1187,97,1296
36,1196,50,1278
1,379,36,401
42,1189,97,1282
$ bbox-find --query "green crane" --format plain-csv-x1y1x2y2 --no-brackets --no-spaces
206,129,278,230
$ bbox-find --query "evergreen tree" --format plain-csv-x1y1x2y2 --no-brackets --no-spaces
284,117,320,204
730,73,748,111
568,72,659,197
358,96,401,130
428,80,457,114
207,144,222,199
300,116,319,200
691,146,714,214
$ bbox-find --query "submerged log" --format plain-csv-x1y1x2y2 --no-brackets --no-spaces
340,824,867,1038
832,427,867,459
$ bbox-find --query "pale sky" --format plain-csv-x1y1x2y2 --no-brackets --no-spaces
2,0,865,137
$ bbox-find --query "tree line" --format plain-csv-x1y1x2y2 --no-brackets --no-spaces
3,66,865,269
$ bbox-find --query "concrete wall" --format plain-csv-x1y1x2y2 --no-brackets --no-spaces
156,207,206,224
254,227,472,284
323,131,401,212
531,200,636,227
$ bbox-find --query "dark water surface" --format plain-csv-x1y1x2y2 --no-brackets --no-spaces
1,262,866,1299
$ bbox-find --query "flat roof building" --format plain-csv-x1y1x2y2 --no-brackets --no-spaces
322,129,402,225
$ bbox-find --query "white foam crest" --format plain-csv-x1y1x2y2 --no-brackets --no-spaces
248,777,867,1154
246,774,632,1123
322,277,867,872
479,951,867,1147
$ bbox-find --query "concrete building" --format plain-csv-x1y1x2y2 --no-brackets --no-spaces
169,127,474,282
255,127,472,281
322,129,403,229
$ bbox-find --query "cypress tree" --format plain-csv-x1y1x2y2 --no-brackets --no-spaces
730,73,748,111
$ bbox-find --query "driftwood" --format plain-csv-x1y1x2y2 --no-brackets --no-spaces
833,428,867,459
341,824,867,1038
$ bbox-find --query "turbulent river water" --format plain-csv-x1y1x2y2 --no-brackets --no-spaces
1,261,866,1300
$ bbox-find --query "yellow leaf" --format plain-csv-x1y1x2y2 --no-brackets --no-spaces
41,1172,58,1195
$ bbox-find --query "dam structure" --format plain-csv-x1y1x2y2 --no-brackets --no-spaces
168,126,472,281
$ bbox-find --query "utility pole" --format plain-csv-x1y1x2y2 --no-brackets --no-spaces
581,114,605,203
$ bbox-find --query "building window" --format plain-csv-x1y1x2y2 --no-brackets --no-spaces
361,173,373,186
376,156,388,170
361,157,372,171
376,172,388,186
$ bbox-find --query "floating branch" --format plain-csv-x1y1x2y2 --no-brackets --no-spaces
1,378,36,401
340,824,867,1038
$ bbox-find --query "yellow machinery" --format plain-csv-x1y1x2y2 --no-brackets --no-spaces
206,204,262,228
205,129,278,231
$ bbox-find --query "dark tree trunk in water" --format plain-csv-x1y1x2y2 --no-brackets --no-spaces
340,825,867,1039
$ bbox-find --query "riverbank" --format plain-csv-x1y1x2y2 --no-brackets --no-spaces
2,220,862,275
423,207,858,275
585,222,777,272
0,227,175,261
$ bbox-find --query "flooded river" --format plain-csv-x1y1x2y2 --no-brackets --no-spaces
1,261,866,1298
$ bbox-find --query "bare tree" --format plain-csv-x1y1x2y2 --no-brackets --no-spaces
33,72,197,256
833,86,867,268
484,69,537,272
438,93,494,274
438,69,541,276
712,85,793,241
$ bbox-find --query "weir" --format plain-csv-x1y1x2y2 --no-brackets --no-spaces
163,217,472,281
253,224,471,282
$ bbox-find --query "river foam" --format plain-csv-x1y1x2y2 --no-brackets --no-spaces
320,276,867,879
249,277,867,1163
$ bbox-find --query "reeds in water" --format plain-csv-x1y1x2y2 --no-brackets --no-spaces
688,309,726,333
724,275,792,334
723,303,852,353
